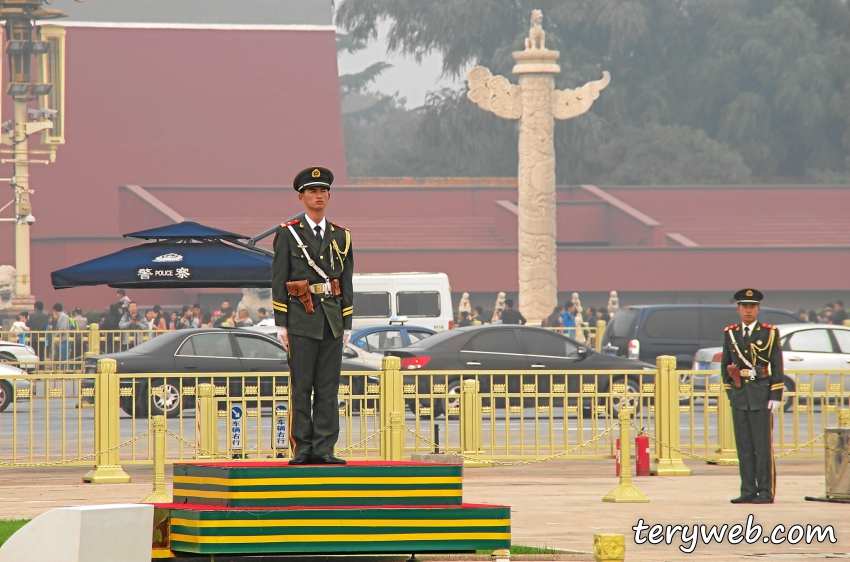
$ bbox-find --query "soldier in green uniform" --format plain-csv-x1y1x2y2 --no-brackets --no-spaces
272,167,353,465
721,288,784,504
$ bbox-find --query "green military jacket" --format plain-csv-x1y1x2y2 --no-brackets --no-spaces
720,322,784,410
271,213,353,340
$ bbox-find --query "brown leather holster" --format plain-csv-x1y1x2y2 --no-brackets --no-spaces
726,364,742,388
286,280,314,314
761,365,770,378
330,279,341,297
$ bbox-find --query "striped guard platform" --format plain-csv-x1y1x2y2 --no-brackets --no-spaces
172,461,463,508
158,503,511,555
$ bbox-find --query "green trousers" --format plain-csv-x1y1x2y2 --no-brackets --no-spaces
732,407,776,499
287,315,343,457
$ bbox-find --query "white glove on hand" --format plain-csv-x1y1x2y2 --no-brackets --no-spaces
342,329,351,347
277,326,289,351
767,400,781,413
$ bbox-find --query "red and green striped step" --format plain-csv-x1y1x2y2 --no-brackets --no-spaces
172,461,463,508
156,503,510,555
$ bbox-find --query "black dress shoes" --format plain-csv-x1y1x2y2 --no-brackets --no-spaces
288,452,312,465
752,495,774,504
311,454,347,465
730,494,756,504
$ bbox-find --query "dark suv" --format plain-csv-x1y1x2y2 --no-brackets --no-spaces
601,305,804,368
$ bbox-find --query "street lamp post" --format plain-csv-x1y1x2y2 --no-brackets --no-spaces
0,0,68,314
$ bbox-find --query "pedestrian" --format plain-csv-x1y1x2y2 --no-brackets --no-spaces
500,298,526,325
51,303,71,369
823,303,834,324
72,308,88,330
176,305,197,329
471,306,484,326
257,307,268,323
457,310,472,327
491,309,502,324
201,313,213,328
192,304,203,326
721,288,784,504
217,309,236,328
235,309,254,327
541,306,562,328
118,301,150,350
831,300,847,325
796,308,808,322
116,288,130,311
807,310,820,323
151,305,168,331
11,313,30,344
272,166,353,465
27,300,49,360
559,302,576,336
170,311,179,330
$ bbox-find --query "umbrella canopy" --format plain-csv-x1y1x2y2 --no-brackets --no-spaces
124,220,248,240
51,238,273,290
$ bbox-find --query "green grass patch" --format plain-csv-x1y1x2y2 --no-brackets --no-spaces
477,544,568,555
0,519,30,547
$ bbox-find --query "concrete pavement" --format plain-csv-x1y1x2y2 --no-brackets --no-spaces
0,458,847,561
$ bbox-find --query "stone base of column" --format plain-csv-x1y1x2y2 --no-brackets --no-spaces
707,448,739,466
83,464,131,484
651,458,693,476
601,482,649,503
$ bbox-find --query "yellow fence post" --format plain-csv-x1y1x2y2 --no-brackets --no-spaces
595,320,607,353
651,355,692,476
85,322,99,357
461,379,489,467
388,411,404,461
83,358,131,483
197,383,216,459
593,534,625,561
141,416,173,503
380,356,404,460
710,390,739,465
602,408,649,502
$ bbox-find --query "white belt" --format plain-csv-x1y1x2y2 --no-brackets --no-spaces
310,282,331,296
741,369,756,380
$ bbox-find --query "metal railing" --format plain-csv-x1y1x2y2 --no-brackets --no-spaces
1,354,847,472
546,321,606,352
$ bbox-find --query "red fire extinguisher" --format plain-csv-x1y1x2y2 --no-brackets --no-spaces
636,430,650,477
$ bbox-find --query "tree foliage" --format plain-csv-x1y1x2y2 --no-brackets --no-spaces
337,0,850,184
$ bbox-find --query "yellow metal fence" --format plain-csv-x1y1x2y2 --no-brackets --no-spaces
0,355,847,470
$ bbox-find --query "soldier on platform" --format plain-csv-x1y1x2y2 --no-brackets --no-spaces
721,288,784,504
272,166,353,465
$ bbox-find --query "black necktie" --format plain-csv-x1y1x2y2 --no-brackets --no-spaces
314,225,323,243
744,326,750,339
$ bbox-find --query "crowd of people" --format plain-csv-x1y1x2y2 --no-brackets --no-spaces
796,300,848,325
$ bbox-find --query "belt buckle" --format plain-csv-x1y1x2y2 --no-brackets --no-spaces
746,369,756,381
323,282,332,297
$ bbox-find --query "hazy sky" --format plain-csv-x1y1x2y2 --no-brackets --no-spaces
336,22,467,108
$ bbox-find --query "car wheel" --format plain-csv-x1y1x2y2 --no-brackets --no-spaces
607,377,642,417
149,379,182,418
0,380,13,412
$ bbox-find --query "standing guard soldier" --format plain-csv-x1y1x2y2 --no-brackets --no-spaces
721,288,784,503
272,166,353,465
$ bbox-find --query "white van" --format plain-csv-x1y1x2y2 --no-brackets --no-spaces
352,272,454,332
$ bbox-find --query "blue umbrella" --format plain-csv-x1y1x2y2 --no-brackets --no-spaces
51,221,274,289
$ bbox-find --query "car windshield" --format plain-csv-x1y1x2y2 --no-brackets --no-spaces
607,309,638,338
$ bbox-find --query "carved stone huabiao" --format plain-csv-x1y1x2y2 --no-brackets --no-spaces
467,10,609,324
0,265,16,310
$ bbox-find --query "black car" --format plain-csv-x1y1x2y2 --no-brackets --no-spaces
83,329,378,418
601,305,804,368
388,324,656,417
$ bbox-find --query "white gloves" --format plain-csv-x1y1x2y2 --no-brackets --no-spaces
767,400,781,413
277,326,288,351
343,329,351,347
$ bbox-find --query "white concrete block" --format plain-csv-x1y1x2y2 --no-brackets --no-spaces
0,504,153,562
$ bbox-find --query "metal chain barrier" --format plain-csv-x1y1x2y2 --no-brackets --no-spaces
0,428,154,468
336,424,390,455
632,423,827,462
165,430,231,460
403,425,617,466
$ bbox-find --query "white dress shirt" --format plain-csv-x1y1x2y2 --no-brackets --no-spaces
302,215,327,240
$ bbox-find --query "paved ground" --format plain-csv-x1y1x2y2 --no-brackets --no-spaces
0,458,848,561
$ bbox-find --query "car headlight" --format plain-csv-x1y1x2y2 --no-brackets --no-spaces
25,346,35,355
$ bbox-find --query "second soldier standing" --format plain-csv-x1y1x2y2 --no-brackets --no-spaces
272,166,354,465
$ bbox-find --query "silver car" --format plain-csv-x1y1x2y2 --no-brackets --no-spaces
0,340,39,373
693,323,850,411
0,363,31,412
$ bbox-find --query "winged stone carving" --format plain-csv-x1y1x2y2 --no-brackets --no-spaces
552,71,611,120
466,66,522,120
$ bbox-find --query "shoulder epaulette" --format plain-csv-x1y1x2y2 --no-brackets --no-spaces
761,323,775,329
280,219,300,228
725,324,739,332
329,221,348,231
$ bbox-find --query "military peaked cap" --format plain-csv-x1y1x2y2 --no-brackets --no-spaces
734,288,764,304
293,166,334,192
